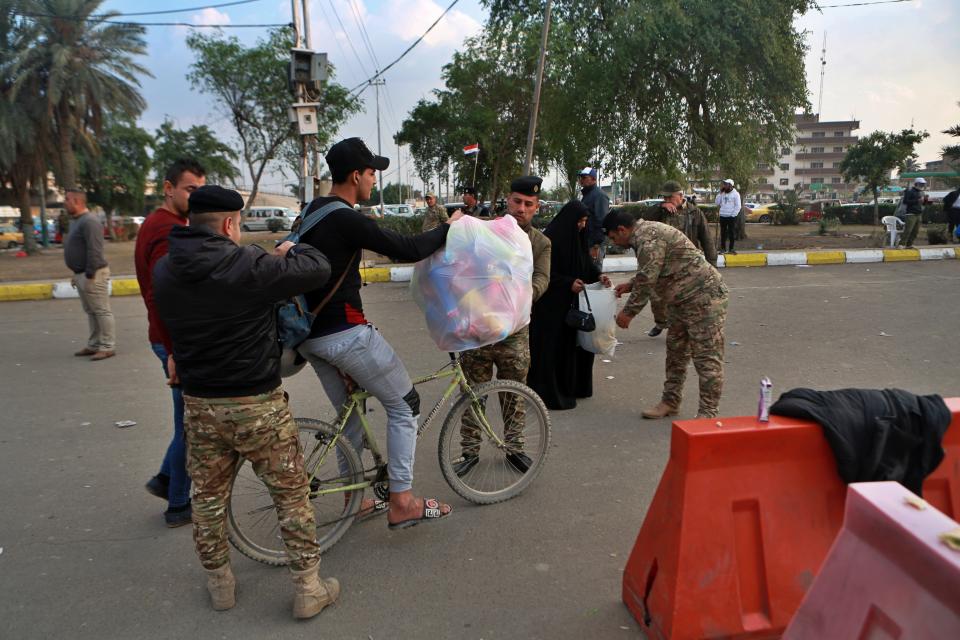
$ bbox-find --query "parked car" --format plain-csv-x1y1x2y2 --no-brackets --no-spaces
241,206,297,231
744,204,775,223
0,224,24,248
383,204,416,218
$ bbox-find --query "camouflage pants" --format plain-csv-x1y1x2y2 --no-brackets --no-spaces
661,294,728,417
650,291,668,328
459,326,531,456
183,388,319,571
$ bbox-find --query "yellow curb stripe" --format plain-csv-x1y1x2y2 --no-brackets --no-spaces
806,251,846,265
723,253,767,268
0,283,54,301
882,249,920,262
110,279,141,296
360,267,391,283
955,247,960,260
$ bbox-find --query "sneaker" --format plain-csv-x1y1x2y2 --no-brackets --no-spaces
506,451,532,474
647,325,664,337
145,474,169,500
452,454,478,477
164,503,192,528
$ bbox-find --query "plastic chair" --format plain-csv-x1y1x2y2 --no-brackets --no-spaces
881,215,904,247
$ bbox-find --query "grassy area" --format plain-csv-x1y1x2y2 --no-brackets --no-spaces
0,223,949,283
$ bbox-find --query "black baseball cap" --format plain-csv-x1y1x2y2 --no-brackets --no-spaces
325,137,389,176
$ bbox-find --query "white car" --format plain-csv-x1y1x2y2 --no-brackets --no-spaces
382,204,415,218
241,206,297,231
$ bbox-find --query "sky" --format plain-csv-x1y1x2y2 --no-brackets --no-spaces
99,0,960,195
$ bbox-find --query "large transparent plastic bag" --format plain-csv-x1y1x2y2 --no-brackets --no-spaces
577,283,617,356
411,215,533,351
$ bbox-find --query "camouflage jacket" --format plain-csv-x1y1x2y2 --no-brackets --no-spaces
623,221,727,318
421,204,449,232
525,225,552,303
643,200,717,265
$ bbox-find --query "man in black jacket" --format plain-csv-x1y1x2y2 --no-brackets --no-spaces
579,166,610,268
297,137,461,530
899,177,926,248
153,185,338,619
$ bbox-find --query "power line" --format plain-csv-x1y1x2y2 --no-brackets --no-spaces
345,0,380,71
15,12,289,28
819,0,911,7
349,0,461,96
91,0,264,17
325,0,371,81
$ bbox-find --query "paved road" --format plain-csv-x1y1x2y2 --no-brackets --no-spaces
1,262,958,639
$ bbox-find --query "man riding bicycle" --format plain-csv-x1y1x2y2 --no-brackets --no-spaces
297,137,462,529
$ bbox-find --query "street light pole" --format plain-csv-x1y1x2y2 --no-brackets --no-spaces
522,0,552,175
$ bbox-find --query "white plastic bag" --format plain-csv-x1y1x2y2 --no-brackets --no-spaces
411,215,533,351
577,283,617,356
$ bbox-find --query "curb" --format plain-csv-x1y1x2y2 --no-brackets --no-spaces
2,247,957,301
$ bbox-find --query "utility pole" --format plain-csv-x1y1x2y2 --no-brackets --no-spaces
817,32,827,116
371,76,386,212
522,0,552,175
290,0,327,208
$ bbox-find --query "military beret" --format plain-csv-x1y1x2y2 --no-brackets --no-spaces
462,185,478,196
660,180,683,195
189,185,245,214
510,175,542,197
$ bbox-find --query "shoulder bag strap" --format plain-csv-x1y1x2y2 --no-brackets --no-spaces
581,286,592,312
308,250,359,316
295,201,352,238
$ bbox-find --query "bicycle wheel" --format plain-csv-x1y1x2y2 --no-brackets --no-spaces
438,379,551,504
227,418,364,565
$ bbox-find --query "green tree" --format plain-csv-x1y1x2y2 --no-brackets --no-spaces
363,181,416,206
839,129,928,224
481,0,814,180
152,119,240,187
186,28,359,207
78,117,152,239
943,101,960,181
0,4,50,254
10,0,150,189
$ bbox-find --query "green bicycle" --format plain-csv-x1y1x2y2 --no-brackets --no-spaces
226,353,552,565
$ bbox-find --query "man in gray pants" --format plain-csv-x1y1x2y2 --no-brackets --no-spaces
63,189,115,360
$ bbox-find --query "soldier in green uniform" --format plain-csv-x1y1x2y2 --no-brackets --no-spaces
604,210,728,419
456,176,551,475
421,192,449,231
642,180,717,337
153,185,339,619
462,186,490,218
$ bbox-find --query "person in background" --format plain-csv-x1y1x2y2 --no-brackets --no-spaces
462,186,490,218
136,158,206,528
643,181,716,337
63,188,115,361
421,192,449,231
899,177,926,249
715,178,741,254
579,166,610,269
944,185,960,243
153,185,337,618
528,200,610,410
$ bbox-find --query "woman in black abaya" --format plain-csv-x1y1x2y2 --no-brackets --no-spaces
528,200,610,410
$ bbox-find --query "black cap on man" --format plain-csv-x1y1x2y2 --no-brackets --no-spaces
325,137,389,183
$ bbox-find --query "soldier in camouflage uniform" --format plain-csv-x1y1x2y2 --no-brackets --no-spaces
603,209,728,419
643,180,717,337
421,192,449,231
153,185,339,619
457,176,551,475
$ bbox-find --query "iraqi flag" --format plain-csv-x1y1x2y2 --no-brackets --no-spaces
463,143,479,155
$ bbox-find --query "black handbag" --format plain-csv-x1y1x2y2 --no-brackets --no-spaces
565,288,596,332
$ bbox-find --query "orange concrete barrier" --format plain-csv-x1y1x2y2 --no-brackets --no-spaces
783,482,960,639
622,398,960,639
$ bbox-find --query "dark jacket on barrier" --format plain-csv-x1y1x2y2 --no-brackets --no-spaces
153,225,331,398
770,388,950,495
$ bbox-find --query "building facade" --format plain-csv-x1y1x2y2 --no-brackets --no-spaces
753,113,860,201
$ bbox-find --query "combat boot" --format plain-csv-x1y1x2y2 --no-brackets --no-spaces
641,402,678,419
291,563,340,620
204,563,236,611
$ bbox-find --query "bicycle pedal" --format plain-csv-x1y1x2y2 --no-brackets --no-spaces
373,480,390,501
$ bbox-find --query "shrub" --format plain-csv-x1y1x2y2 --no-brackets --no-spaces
773,205,800,225
376,214,424,236
818,216,840,236
266,217,286,233
923,203,945,224
926,224,949,245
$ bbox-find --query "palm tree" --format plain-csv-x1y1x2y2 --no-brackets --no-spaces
11,0,151,189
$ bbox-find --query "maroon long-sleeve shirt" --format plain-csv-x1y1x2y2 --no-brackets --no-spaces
134,207,185,352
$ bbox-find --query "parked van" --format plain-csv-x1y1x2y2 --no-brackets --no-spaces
241,206,297,231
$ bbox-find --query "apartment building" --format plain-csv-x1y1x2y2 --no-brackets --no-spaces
753,113,860,201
